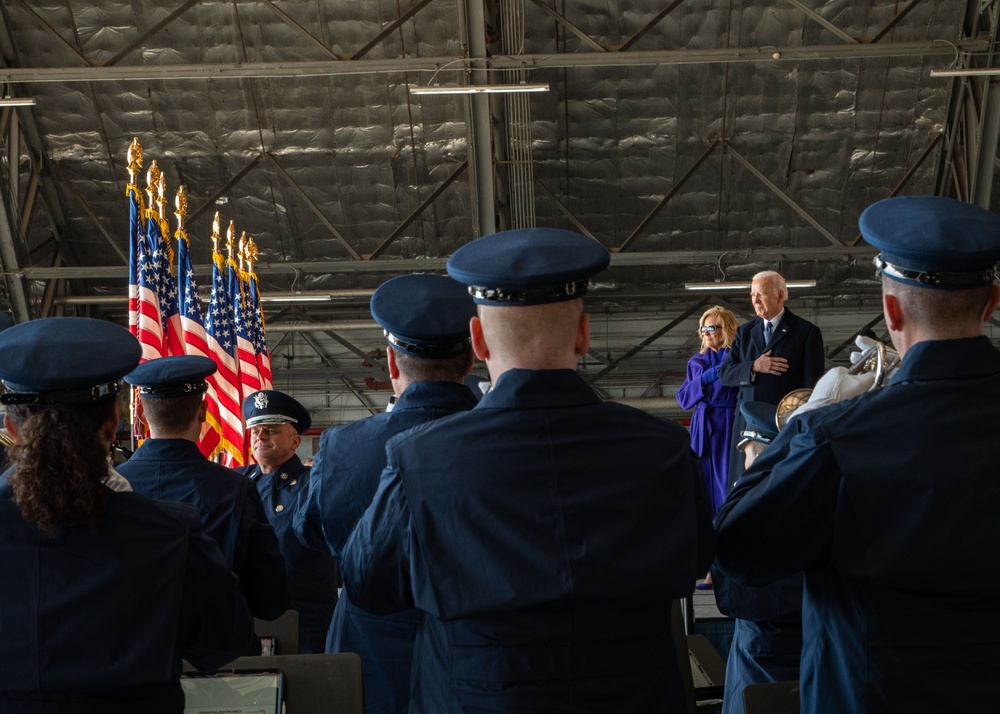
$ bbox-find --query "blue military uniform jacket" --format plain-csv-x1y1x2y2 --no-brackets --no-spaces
343,368,714,713
297,380,478,714
715,336,1000,714
243,454,339,654
117,438,289,621
0,479,257,713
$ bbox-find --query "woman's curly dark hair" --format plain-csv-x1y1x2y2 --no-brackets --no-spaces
6,397,117,536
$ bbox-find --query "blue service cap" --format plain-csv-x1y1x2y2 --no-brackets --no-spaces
447,228,611,305
243,389,311,434
371,274,475,358
861,195,1000,289
0,317,141,406
124,355,216,397
739,401,778,446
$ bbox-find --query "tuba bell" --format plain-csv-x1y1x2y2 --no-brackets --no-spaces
775,337,900,430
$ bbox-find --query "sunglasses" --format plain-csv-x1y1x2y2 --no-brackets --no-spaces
699,325,720,334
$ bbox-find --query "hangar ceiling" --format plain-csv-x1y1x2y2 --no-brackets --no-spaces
0,0,998,428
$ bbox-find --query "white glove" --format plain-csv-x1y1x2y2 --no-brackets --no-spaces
849,334,879,366
787,367,875,422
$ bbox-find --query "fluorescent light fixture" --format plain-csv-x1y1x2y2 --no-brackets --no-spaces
683,280,817,291
409,83,550,96
259,293,335,304
0,97,35,107
929,68,1000,78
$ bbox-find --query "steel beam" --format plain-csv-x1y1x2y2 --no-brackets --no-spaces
367,160,468,259
103,0,201,67
266,153,362,260
618,0,686,52
0,40,985,83
616,140,720,253
351,0,437,61
784,0,857,45
18,244,876,280
462,0,497,238
525,0,607,53
261,0,341,62
534,179,596,238
725,142,842,248
584,299,711,384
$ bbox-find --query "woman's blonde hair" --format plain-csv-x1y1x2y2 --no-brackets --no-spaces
698,305,738,353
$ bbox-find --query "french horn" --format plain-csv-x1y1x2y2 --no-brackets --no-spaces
775,338,900,430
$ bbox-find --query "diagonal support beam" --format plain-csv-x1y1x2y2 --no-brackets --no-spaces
618,0,686,52
868,0,924,44
784,0,857,44
725,141,843,247
266,153,362,260
848,131,942,245
534,179,597,238
368,161,468,260
297,331,380,417
526,0,607,52
585,299,711,384
351,0,437,60
51,164,127,264
12,0,91,66
102,0,201,67
616,139,720,253
262,0,341,61
826,313,886,360
187,152,266,225
340,376,379,417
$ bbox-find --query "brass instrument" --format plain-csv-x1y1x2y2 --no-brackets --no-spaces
0,428,13,449
775,338,900,430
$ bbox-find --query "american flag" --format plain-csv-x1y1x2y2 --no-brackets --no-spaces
150,209,183,357
175,227,225,460
247,268,273,389
204,234,246,466
127,184,143,339
232,243,261,399
134,206,167,360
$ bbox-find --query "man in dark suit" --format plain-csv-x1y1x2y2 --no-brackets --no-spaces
715,195,1000,713
718,270,825,486
714,271,824,713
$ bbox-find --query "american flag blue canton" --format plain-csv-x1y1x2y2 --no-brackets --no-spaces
206,259,236,357
176,236,203,324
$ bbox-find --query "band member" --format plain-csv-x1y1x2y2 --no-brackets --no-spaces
715,195,1000,712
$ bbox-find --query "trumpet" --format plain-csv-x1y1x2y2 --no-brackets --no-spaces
775,337,900,430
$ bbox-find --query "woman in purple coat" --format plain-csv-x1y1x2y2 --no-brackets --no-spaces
677,306,739,579
677,305,739,512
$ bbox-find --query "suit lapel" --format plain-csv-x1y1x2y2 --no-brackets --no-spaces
751,318,767,354
767,311,794,351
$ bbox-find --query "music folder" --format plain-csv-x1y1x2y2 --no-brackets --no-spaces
181,668,284,714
